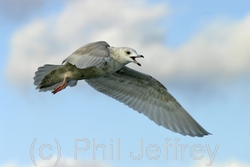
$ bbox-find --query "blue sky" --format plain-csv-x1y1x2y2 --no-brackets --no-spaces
1,0,250,167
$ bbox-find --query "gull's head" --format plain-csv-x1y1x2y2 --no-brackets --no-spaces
118,47,144,66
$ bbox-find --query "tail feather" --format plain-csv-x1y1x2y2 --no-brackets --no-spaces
33,64,64,92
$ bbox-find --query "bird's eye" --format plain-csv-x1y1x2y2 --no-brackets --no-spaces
126,51,131,55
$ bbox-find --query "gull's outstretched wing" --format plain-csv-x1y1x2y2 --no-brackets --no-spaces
62,41,110,69
86,66,210,137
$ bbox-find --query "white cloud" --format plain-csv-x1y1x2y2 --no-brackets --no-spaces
1,158,249,167
192,158,250,167
4,0,250,91
4,0,168,90
173,17,250,84
134,16,250,86
0,158,112,167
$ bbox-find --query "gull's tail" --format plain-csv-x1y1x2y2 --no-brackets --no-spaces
34,64,80,93
33,64,65,92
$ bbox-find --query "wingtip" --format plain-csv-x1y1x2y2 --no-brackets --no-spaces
192,131,212,137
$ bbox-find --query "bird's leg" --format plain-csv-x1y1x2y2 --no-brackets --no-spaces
52,77,68,94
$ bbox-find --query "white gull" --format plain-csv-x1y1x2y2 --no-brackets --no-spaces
34,41,210,137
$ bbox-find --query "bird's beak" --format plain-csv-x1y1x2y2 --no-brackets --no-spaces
130,55,144,66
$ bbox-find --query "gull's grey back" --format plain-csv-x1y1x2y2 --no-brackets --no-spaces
62,41,110,69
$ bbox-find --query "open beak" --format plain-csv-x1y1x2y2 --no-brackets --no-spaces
130,55,144,66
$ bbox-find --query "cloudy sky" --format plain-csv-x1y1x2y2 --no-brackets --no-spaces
1,0,250,167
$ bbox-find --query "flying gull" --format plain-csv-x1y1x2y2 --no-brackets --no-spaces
33,41,210,137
